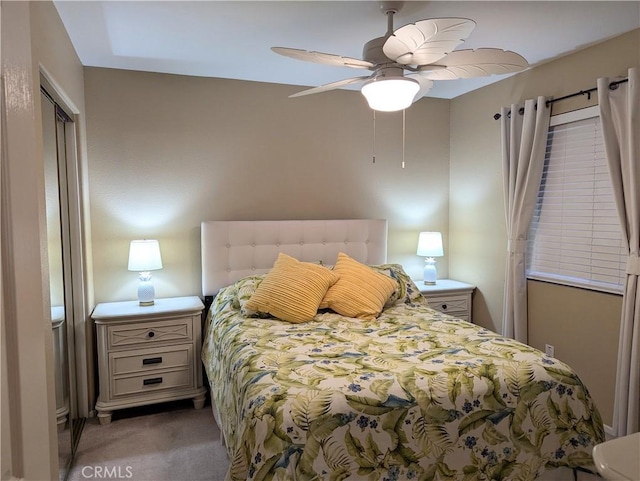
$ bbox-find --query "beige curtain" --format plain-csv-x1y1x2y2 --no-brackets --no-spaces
501,97,550,343
598,67,640,436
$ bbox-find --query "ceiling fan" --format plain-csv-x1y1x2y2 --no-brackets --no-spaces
272,1,528,111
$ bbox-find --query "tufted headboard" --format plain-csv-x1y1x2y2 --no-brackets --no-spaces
201,219,388,297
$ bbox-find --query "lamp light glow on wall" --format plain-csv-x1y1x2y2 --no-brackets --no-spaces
417,232,443,285
128,239,163,306
361,76,420,112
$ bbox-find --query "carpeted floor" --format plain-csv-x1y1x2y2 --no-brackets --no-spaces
67,400,229,481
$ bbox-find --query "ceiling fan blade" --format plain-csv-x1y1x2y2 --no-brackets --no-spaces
383,18,476,66
405,74,434,102
418,48,529,80
289,76,372,98
272,47,374,69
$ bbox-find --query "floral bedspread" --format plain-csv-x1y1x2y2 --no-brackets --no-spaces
202,281,604,481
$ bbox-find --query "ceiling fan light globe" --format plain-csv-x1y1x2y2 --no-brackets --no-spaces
361,77,420,112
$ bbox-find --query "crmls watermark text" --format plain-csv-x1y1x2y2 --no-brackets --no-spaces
81,465,134,479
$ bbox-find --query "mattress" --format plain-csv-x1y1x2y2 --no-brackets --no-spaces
202,275,605,481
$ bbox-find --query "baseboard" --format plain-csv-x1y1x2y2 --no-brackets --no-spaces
604,424,616,440
2,466,23,480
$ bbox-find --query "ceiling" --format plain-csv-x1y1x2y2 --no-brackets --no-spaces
53,1,640,100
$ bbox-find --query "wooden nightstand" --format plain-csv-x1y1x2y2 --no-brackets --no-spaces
93,296,207,425
415,279,476,323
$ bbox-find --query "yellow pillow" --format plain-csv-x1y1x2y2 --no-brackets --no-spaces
244,253,339,324
319,252,397,320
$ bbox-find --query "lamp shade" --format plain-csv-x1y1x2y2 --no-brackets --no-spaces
361,76,420,112
416,232,444,257
128,240,163,272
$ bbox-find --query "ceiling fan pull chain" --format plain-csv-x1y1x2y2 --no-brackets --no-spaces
372,110,376,164
402,109,406,169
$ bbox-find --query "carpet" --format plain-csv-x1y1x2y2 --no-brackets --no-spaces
67,400,229,481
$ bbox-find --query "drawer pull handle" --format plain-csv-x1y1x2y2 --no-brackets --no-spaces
147,331,155,338
442,304,448,310
142,357,162,365
143,377,163,386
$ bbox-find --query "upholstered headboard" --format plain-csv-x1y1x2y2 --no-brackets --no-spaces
201,219,388,297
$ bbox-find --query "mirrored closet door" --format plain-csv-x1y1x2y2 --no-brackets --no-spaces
40,84,85,481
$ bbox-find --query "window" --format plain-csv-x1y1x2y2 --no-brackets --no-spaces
526,106,626,294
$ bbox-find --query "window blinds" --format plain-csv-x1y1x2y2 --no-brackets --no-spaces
526,106,626,294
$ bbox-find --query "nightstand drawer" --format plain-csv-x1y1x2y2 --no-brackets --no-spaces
107,317,193,349
415,279,476,324
110,345,192,376
112,368,192,397
428,295,468,314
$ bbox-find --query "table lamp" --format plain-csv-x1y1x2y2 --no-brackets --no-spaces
416,232,443,285
128,239,163,305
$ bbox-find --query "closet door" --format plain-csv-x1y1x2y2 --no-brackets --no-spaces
41,87,84,480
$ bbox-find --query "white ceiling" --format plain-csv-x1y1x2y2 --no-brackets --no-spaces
53,1,640,99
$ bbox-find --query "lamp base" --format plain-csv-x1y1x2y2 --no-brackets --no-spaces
137,273,156,306
423,258,438,285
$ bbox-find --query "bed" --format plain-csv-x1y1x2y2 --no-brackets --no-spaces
201,219,604,481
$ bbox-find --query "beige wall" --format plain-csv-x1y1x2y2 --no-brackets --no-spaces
449,28,639,427
84,68,451,304
527,280,622,430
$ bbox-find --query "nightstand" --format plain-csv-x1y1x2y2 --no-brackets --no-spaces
93,296,207,425
415,279,476,323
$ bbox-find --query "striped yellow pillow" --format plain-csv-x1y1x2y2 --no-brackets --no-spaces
319,252,397,320
244,253,339,324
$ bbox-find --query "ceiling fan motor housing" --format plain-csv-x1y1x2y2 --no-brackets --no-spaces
362,36,392,65
372,66,405,80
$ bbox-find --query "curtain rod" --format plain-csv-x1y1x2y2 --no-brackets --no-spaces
492,77,628,120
